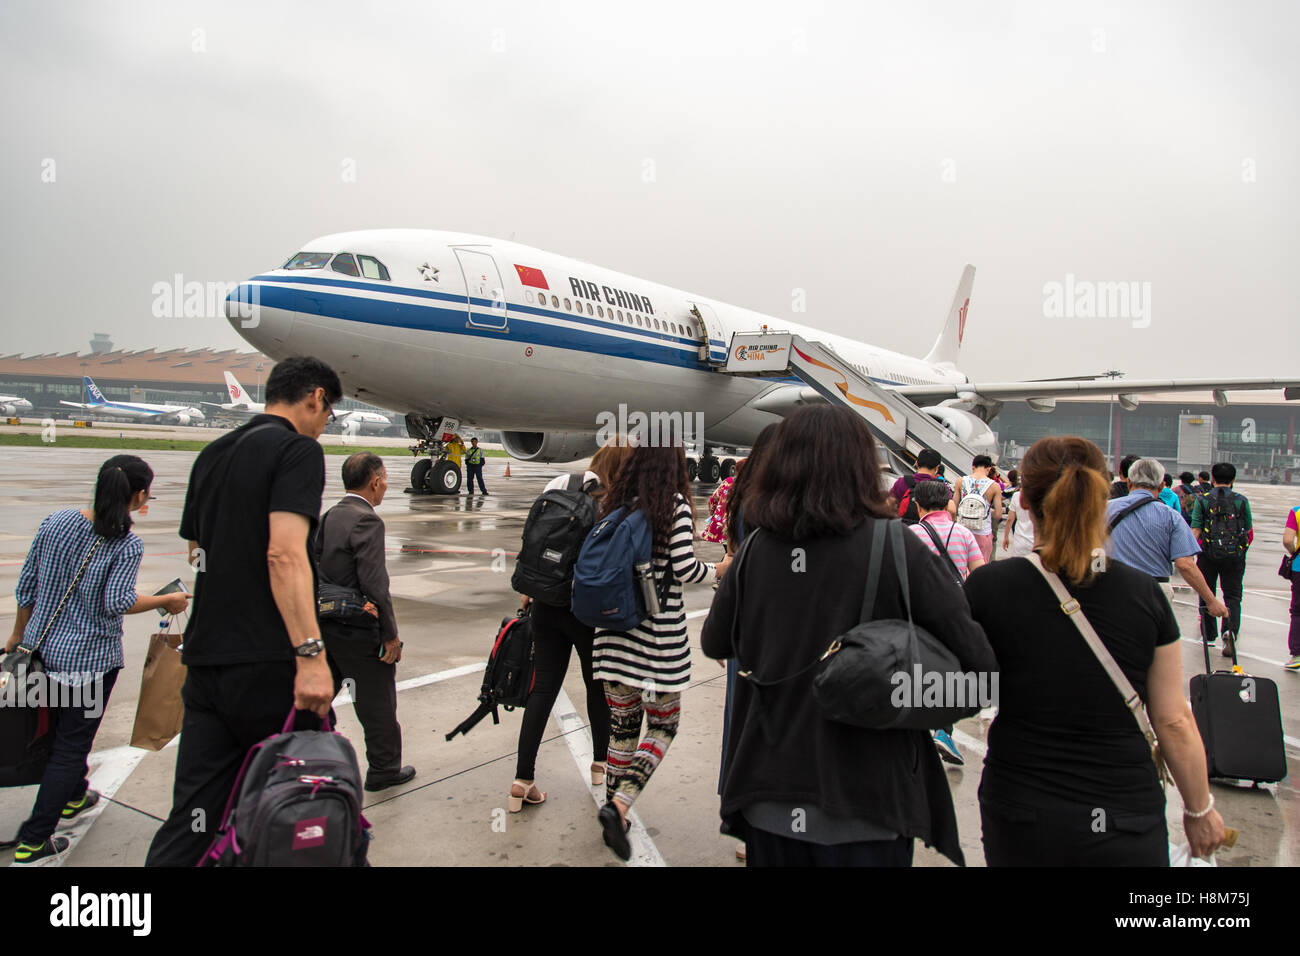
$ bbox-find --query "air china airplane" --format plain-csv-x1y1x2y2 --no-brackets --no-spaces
206,370,393,434
61,376,205,425
224,229,1300,493
0,394,33,416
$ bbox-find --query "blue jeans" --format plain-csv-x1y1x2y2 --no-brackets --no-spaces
17,668,119,845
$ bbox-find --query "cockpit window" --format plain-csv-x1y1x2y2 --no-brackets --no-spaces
357,255,390,281
330,253,360,277
284,251,331,270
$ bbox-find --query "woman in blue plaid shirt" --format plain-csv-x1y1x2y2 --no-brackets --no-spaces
4,455,189,864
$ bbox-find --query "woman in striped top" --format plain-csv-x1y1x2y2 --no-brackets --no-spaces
592,443,731,860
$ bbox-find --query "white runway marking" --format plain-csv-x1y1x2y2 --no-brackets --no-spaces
1172,599,1289,630
554,687,666,867
13,745,147,867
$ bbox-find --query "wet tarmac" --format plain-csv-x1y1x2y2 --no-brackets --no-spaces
1,445,1298,867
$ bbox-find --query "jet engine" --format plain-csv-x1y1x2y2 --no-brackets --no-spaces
174,412,193,426
921,406,999,463
500,431,599,463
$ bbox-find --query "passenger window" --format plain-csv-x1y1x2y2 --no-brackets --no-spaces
653,318,661,331
330,253,360,277
284,251,331,270
357,255,390,280
597,306,604,318
551,295,559,308
525,290,534,304
617,310,624,322
636,316,644,328
586,302,593,315
564,298,572,311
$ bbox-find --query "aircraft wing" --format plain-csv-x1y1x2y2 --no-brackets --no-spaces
895,377,1300,405
59,400,93,410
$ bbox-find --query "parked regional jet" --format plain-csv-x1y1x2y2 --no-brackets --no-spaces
0,394,33,416
60,376,205,424
223,229,1300,494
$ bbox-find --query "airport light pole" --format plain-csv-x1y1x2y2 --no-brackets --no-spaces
1104,369,1124,467
256,362,264,404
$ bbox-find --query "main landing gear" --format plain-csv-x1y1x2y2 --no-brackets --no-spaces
685,449,737,486
405,413,463,495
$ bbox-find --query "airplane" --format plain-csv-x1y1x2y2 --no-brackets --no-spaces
60,376,206,425
0,394,34,416
223,229,1300,494
202,371,265,416
206,370,394,434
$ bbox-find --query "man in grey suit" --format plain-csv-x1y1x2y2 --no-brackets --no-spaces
315,453,415,792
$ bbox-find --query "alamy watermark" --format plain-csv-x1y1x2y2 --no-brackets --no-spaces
1042,274,1151,329
890,665,999,710
151,274,261,328
595,404,705,449
0,670,107,719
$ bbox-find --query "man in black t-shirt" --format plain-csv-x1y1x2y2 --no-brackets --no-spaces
145,356,342,867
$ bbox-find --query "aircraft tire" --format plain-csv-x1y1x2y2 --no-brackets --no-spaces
720,458,737,480
687,458,698,481
700,456,721,484
411,458,432,492
426,460,462,495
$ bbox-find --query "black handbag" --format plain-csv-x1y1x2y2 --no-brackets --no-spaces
315,509,380,630
1,536,104,787
1279,553,1295,582
729,520,982,732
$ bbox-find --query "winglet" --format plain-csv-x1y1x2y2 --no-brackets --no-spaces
923,265,975,367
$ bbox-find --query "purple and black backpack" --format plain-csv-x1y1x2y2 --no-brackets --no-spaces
200,710,371,867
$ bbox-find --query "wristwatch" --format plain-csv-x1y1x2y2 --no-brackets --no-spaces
294,638,325,658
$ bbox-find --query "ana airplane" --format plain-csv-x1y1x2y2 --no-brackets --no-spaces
224,229,1300,494
60,376,205,425
0,394,33,416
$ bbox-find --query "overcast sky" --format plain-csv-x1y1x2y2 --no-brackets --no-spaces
2,0,1296,382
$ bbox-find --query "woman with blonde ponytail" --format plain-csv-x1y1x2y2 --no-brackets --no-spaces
965,437,1224,866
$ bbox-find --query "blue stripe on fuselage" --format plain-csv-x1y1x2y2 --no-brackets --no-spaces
245,275,909,386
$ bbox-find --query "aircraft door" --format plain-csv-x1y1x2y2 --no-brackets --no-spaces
454,249,509,330
691,302,727,364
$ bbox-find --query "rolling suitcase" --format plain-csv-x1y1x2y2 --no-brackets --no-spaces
1188,633,1287,784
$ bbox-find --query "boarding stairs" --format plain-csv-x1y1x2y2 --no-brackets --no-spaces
722,331,979,477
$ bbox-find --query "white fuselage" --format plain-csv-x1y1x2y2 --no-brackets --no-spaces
227,230,968,448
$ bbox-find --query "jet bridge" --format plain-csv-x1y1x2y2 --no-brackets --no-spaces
724,331,979,477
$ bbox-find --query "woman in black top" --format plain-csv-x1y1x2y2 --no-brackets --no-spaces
702,406,997,867
964,436,1225,865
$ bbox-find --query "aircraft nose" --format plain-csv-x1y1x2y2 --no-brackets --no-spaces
225,281,294,347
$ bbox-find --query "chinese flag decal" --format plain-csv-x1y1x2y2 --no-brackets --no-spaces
791,345,897,423
514,265,549,290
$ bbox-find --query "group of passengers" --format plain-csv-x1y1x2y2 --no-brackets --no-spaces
5,352,1295,867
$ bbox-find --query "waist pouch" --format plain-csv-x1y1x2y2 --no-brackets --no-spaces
317,583,380,630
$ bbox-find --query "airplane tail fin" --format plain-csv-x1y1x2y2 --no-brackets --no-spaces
224,371,249,405
83,376,106,405
922,265,975,367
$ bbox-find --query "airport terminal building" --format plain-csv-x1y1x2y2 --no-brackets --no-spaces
0,347,1294,481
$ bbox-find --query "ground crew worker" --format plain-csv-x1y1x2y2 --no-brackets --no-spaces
465,437,488,495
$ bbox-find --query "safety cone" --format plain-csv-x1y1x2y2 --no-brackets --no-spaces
504,462,512,478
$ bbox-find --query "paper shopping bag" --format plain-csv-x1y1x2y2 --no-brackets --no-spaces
131,630,186,751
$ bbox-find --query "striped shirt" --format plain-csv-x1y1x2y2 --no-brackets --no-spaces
909,511,983,579
593,495,713,692
15,509,143,684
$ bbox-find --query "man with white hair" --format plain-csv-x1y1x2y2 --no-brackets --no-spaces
1105,457,1228,622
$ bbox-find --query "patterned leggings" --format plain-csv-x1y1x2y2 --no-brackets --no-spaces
604,681,681,809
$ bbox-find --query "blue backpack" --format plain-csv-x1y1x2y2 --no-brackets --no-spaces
571,506,672,631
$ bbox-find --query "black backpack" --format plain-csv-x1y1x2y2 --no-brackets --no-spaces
511,474,599,606
200,711,371,867
897,474,927,525
445,610,537,740
1201,489,1249,562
